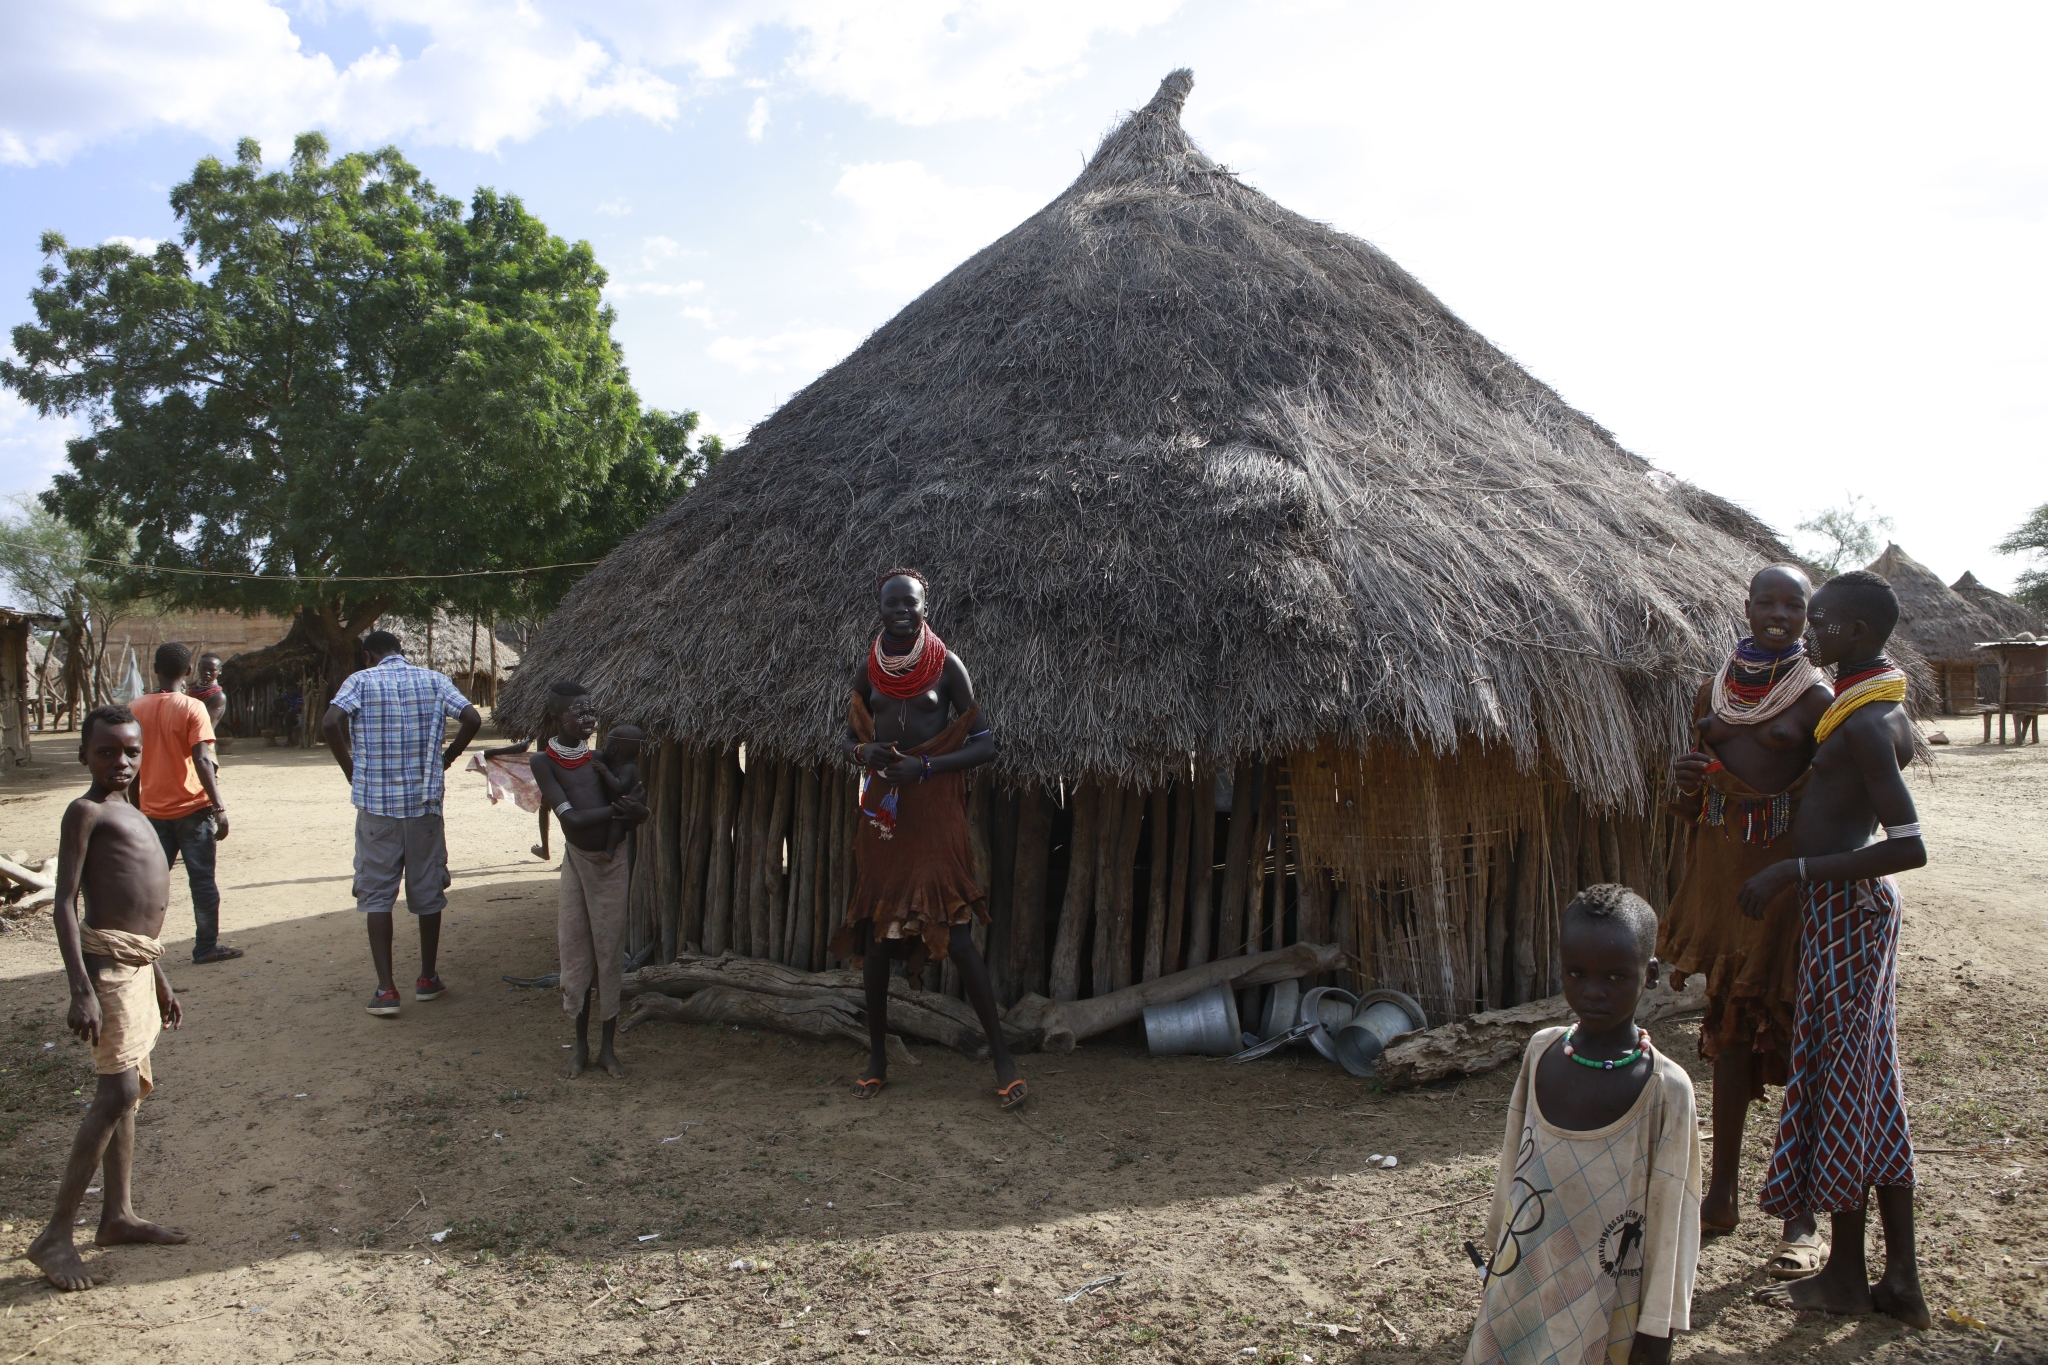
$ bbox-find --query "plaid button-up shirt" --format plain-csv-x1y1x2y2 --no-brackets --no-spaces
329,655,473,818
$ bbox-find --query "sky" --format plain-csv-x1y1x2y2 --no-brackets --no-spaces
2,0,2043,591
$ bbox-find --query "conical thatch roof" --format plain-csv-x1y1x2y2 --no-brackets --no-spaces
505,70,1798,806
1866,544,2003,664
1951,571,2042,640
385,610,521,683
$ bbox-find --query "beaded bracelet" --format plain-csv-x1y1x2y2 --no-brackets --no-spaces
921,755,933,782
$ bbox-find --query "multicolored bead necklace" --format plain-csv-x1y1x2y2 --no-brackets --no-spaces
1561,1024,1652,1070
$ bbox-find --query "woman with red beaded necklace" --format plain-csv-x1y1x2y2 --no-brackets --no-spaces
831,570,1021,1108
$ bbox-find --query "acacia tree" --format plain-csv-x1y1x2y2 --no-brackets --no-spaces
0,496,141,721
4,133,703,690
1999,503,2048,613
1794,493,1894,578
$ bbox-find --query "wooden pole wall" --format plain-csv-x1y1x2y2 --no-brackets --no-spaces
1007,788,1053,1003
1186,765,1216,968
1049,782,1100,1002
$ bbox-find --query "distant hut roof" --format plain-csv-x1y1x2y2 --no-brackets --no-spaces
504,70,1816,806
385,611,521,682
1865,544,2003,664
1951,571,2042,640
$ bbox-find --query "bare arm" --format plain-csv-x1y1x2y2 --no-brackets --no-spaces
52,800,103,1045
528,754,618,833
443,704,482,769
927,653,995,776
321,705,355,782
190,743,230,841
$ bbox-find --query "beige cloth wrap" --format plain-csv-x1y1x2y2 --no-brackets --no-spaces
79,927,165,1097
558,843,630,1022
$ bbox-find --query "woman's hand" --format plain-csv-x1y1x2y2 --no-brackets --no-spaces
1738,860,1799,919
880,750,923,784
1671,751,1711,796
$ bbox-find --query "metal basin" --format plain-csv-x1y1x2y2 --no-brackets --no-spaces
1144,984,1244,1057
1295,986,1360,1064
1331,989,1429,1077
1258,979,1303,1042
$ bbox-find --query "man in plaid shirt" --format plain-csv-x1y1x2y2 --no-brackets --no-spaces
322,630,483,1016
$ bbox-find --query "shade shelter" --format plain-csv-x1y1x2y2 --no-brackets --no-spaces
1975,635,2045,745
503,71,1814,1026
1866,544,2003,714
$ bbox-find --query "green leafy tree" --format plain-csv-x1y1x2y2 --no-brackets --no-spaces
1998,502,2048,613
0,495,145,718
1795,493,1894,578
3,133,706,692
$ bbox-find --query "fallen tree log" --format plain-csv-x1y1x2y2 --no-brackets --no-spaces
1372,974,1708,1089
618,985,918,1067
1,857,53,892
1002,941,1344,1054
619,953,1038,1057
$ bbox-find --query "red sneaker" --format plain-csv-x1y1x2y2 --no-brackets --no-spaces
415,975,446,1002
366,988,401,1017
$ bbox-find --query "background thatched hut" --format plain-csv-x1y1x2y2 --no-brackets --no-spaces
502,71,1836,1024
1867,544,2003,714
385,611,521,707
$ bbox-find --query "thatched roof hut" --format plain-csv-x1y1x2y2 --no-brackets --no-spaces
504,71,1818,1023
1866,544,2003,713
385,610,521,704
1952,571,2042,639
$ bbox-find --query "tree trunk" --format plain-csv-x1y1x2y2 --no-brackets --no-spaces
1142,786,1171,981
1215,758,1256,960
759,760,793,962
1008,786,1053,1004
1048,782,1100,1003
1106,785,1145,992
788,765,821,969
1089,784,1129,998
703,748,741,955
1185,764,1215,967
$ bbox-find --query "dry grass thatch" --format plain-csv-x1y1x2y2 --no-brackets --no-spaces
1867,544,2004,664
1952,571,2043,640
504,69,1813,809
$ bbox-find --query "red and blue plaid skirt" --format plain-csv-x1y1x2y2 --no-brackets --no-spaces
1759,876,1916,1218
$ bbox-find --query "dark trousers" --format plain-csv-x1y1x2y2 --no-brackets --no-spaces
152,809,221,960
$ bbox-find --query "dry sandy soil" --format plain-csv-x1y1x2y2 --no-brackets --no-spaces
0,722,2042,1364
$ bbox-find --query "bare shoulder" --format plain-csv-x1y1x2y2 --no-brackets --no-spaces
943,648,976,700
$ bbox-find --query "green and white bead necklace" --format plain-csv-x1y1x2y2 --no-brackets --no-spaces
1562,1024,1652,1070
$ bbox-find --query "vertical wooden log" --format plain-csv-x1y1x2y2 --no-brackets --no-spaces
787,765,821,968
1483,838,1509,1011
1186,763,1217,967
1105,785,1145,993
812,767,839,968
728,755,759,956
656,740,685,962
1617,813,1648,902
1330,882,1356,993
626,746,659,957
1088,784,1128,997
1242,763,1278,956
677,747,713,955
1008,787,1054,1002
1163,780,1193,975
1509,828,1539,1006
832,772,859,966
1552,800,1582,995
988,787,1019,1000
758,760,793,961
1215,758,1256,960
1294,834,1328,945
1048,782,1100,1003
1141,786,1171,981
1598,813,1623,887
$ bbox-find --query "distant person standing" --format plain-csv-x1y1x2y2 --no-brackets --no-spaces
129,643,241,965
187,653,228,732
321,630,482,1017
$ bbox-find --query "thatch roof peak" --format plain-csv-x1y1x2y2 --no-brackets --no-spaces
503,71,1804,805
1866,543,2005,663
1951,568,2043,638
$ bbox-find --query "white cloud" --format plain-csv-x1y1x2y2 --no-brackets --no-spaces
0,355,76,513
595,197,631,216
833,160,1034,291
103,235,165,253
607,280,706,298
0,0,678,166
706,326,861,375
747,96,771,142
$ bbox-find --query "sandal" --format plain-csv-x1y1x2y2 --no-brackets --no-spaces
997,1079,1029,1111
852,1077,886,1099
192,943,244,964
1766,1234,1826,1280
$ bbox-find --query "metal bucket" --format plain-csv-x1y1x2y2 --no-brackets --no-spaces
1144,984,1244,1057
1331,989,1430,1077
1258,979,1303,1042
1296,986,1360,1065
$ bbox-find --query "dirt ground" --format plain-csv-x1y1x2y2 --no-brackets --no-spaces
0,720,2042,1364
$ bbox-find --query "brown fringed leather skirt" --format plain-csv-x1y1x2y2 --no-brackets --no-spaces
829,693,989,980
1657,748,1807,1101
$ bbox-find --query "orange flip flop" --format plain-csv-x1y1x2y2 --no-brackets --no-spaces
853,1077,886,1099
997,1079,1029,1111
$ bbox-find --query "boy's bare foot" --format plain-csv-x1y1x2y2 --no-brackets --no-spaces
597,1048,627,1079
1700,1185,1741,1233
26,1229,94,1291
530,844,548,860
1752,1261,1873,1315
562,1042,588,1079
95,1214,189,1247
1871,1274,1931,1329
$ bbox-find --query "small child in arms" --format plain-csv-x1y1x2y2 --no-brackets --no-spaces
1464,885,1701,1365
28,706,189,1291
597,725,646,862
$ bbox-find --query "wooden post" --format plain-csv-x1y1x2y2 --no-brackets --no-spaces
487,614,498,710
1141,786,1171,981
625,748,658,958
758,760,793,961
988,787,1019,1000
1089,785,1128,998
677,747,713,955
1185,763,1216,967
1048,782,1100,1003
788,765,821,969
1008,786,1054,1003
655,740,685,962
1510,828,1539,1006
816,767,843,968
1242,763,1277,957
1598,815,1623,886
1330,881,1356,992
705,749,742,955
1163,779,1193,975
830,772,857,966
1108,785,1145,992
1215,758,1256,960
1616,813,1648,902
1294,833,1328,946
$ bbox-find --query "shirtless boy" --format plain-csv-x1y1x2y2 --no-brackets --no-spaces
1660,565,1833,1274
530,683,647,1079
1741,570,1929,1327
189,653,228,731
26,706,188,1291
